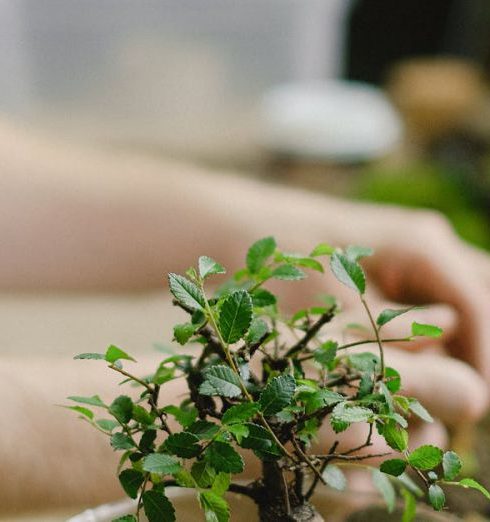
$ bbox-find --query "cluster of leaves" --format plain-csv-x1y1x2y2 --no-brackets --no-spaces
69,237,489,522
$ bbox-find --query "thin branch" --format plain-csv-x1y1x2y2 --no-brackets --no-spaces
109,364,153,393
285,309,335,358
291,436,326,486
360,296,385,378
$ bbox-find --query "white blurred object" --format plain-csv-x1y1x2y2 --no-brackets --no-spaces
260,81,404,162
0,0,353,163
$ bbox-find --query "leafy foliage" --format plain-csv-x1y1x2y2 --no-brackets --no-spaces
69,238,482,521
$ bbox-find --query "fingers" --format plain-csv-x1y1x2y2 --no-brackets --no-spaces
385,348,489,425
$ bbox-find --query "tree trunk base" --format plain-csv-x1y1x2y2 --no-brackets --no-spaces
258,501,325,522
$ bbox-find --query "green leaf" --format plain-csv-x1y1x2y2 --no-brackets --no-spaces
442,451,462,481
301,389,344,414
222,402,259,425
372,469,396,513
189,420,220,440
65,405,94,420
112,516,137,522
310,243,334,257
199,365,242,398
67,395,106,408
218,290,253,344
401,489,416,522
384,367,401,393
199,490,230,522
250,289,276,308
428,484,445,511
246,318,269,345
142,490,176,522
192,461,216,488
380,459,407,477
73,352,105,360
280,254,324,273
173,323,196,345
142,453,181,475
330,417,350,433
110,433,135,450
322,465,347,491
205,441,244,473
408,445,443,470
226,423,249,444
105,345,136,363
330,252,366,294
458,478,490,499
381,422,408,451
411,322,443,338
118,469,144,499
199,256,226,279
168,273,206,311
408,399,433,423
240,423,274,451
96,419,119,432
173,468,196,488
377,307,416,327
212,472,231,496
313,341,338,366
332,403,373,423
162,404,198,428
246,237,276,274
259,374,296,416
271,264,306,281
132,405,154,425
345,245,374,261
109,396,133,424
164,432,201,458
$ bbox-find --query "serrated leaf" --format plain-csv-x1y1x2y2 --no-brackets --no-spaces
174,468,196,488
105,345,135,364
246,318,269,345
322,465,347,491
411,322,443,338
345,245,374,261
377,307,416,327
222,402,259,425
458,478,490,499
205,441,244,473
330,252,366,294
67,395,106,408
199,490,230,522
259,374,296,416
428,484,445,511
109,396,133,424
73,352,105,360
301,389,344,414
332,403,373,423
173,323,196,345
192,461,216,488
380,459,407,477
372,469,396,513
199,256,226,279
239,423,274,451
281,254,324,273
212,472,231,496
227,423,249,444
118,469,144,499
162,404,198,428
442,451,462,481
250,288,276,308
142,453,181,475
189,420,220,440
313,341,338,366
199,365,242,398
113,516,137,522
271,264,306,281
381,422,408,451
218,290,253,344
164,432,201,458
310,243,334,257
330,417,350,433
246,237,276,274
408,399,433,423
110,433,135,450
132,405,154,425
168,273,206,311
408,445,443,470
384,367,401,393
142,490,176,522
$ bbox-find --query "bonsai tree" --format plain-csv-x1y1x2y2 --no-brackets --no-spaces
68,238,490,521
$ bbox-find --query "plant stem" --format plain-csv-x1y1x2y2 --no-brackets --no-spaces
360,297,385,378
285,309,335,357
109,364,154,393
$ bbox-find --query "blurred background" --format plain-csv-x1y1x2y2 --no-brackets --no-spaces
1,0,490,520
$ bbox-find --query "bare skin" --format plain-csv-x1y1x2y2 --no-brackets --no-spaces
0,119,488,515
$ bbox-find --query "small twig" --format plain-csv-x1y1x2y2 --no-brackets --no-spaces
285,309,335,358
305,441,339,500
360,296,385,378
281,468,291,516
291,436,326,486
109,364,153,393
